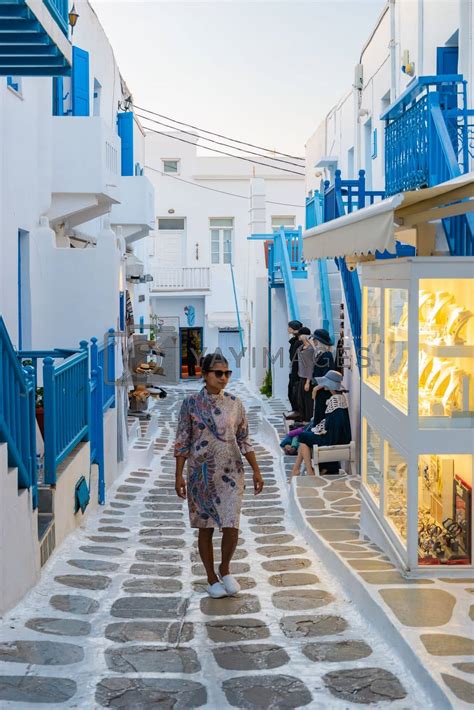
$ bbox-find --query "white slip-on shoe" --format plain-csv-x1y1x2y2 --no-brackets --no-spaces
207,581,228,598
218,567,241,596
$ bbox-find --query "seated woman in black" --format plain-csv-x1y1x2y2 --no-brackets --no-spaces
311,328,335,425
290,370,351,477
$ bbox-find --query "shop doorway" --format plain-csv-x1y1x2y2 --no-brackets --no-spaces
179,327,203,379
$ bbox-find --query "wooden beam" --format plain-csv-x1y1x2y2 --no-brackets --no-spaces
400,198,474,227
395,183,474,219
415,223,436,256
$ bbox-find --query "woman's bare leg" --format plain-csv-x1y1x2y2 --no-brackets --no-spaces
220,527,239,576
198,528,218,584
300,443,316,476
291,449,304,477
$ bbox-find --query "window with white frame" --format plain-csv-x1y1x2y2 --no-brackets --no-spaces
210,218,233,264
162,159,180,174
271,215,296,232
158,218,185,230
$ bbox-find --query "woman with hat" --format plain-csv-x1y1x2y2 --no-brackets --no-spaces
291,370,351,477
311,328,335,426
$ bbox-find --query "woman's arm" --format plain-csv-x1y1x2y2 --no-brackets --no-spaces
244,451,264,495
175,456,187,499
174,399,192,498
236,401,264,494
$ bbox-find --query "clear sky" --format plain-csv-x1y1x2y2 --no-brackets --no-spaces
91,0,386,157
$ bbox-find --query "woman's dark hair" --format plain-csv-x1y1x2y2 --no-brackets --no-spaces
297,327,311,336
200,351,229,373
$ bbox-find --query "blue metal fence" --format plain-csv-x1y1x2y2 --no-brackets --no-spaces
0,318,37,506
383,74,474,255
43,342,90,484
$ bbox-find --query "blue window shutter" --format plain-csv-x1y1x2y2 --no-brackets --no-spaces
117,112,134,176
436,46,458,75
52,77,64,116
72,46,90,116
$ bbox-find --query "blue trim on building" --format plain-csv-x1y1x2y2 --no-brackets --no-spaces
117,112,134,176
72,46,90,116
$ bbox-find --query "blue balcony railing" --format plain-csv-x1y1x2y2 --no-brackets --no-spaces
43,343,90,484
16,329,116,493
383,75,474,195
0,318,37,507
43,0,69,36
383,74,474,255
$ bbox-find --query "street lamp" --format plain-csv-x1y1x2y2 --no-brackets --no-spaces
68,4,79,35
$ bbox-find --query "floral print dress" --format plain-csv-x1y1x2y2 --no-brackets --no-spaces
174,387,254,529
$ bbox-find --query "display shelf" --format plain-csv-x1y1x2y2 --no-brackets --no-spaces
359,257,474,575
422,343,474,358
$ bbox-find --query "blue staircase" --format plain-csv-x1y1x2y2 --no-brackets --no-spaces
305,191,334,342
248,226,307,323
382,74,474,255
0,317,37,508
0,0,71,76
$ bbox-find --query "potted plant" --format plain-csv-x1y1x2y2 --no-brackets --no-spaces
260,369,272,398
36,386,45,437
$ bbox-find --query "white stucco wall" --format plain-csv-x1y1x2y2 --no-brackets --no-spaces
0,444,40,615
145,132,305,386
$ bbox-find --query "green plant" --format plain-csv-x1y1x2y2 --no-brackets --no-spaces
259,369,272,398
36,387,44,408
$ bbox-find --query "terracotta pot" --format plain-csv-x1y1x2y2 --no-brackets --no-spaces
36,407,45,438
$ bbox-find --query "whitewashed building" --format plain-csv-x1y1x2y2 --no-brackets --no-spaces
0,1,154,613
144,130,305,392
303,0,474,432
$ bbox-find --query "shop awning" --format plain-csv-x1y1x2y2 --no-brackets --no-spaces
303,173,474,260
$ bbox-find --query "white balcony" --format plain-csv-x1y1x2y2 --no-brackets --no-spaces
48,117,121,228
150,267,211,292
110,176,155,243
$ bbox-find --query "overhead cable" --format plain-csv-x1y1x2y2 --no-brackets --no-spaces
135,111,305,168
141,124,306,176
145,164,305,208
134,104,305,161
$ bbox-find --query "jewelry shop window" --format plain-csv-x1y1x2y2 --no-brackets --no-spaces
362,418,382,502
418,454,472,566
418,279,474,429
385,442,408,544
385,288,408,413
362,286,381,392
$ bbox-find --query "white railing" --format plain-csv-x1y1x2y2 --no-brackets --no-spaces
150,267,211,291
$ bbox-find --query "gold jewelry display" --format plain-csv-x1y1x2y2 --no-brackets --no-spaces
419,290,435,321
429,291,455,324
445,306,474,345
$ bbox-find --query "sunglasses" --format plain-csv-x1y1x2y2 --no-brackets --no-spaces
209,369,233,378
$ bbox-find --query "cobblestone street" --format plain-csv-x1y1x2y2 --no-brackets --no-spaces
0,387,432,708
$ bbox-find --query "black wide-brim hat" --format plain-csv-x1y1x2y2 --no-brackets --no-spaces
312,328,333,346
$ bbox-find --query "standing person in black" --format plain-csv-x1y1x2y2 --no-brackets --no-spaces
285,320,303,418
311,328,336,425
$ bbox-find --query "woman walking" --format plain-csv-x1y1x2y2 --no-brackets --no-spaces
174,352,264,598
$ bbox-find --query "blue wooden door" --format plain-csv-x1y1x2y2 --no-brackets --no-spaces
218,330,241,378
72,46,90,116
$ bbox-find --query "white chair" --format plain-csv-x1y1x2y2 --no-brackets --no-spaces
313,441,357,476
